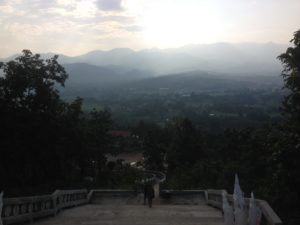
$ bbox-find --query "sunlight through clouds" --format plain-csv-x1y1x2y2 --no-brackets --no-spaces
141,2,224,47
0,0,300,57
71,0,97,18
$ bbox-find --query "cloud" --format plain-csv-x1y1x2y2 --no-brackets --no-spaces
0,0,144,57
22,0,57,10
0,0,21,5
95,0,123,11
121,25,143,32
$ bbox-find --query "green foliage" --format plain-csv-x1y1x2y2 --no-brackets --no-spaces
96,162,143,189
278,29,300,133
134,121,169,170
86,88,283,130
0,50,113,196
274,30,300,223
0,50,67,112
166,118,203,170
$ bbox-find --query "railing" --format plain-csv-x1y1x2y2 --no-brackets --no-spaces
88,189,137,204
206,189,282,225
143,170,166,183
0,182,282,225
53,189,88,212
1,189,88,225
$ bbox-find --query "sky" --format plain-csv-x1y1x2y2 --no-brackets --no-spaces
0,0,299,57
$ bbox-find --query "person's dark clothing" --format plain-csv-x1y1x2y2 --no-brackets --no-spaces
143,184,155,207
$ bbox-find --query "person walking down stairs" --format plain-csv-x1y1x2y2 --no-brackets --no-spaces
144,183,155,208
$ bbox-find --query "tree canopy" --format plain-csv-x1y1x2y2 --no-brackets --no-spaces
0,50,113,196
277,29,300,133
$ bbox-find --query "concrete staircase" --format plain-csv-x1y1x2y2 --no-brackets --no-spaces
32,193,223,225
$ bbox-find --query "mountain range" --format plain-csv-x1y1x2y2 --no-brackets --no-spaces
60,42,287,75
1,42,287,99
1,42,288,75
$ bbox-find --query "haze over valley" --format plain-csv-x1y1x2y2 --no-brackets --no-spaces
1,42,287,97
1,42,287,128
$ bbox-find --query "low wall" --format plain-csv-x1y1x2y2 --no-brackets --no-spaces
0,187,282,225
88,189,137,204
1,189,88,225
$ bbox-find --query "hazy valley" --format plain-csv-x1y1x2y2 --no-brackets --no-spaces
2,42,287,129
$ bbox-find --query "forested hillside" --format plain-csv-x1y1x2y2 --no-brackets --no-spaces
1,30,299,224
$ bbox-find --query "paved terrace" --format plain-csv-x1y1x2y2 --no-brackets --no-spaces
32,191,223,225
1,172,282,225
33,204,222,225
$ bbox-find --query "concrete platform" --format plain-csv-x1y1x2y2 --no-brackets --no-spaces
33,204,223,225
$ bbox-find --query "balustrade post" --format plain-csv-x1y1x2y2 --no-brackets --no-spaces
222,191,234,225
0,192,3,225
52,191,59,216
249,192,262,225
29,200,34,224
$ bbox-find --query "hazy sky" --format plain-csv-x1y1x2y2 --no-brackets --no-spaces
0,0,299,57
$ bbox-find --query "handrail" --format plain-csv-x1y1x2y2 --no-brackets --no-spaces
206,189,282,225
0,182,282,225
1,189,88,225
87,189,137,203
142,170,166,183
53,189,88,212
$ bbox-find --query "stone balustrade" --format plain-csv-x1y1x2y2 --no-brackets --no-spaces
53,189,88,212
1,189,88,225
0,174,282,225
142,170,166,183
0,171,164,225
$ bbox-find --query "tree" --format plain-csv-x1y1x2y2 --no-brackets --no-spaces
277,29,300,133
0,50,67,112
0,50,82,195
0,50,68,193
134,121,168,170
84,109,113,181
275,30,300,223
166,117,203,170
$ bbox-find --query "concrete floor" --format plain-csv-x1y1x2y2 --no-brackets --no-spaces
32,185,223,225
33,204,223,225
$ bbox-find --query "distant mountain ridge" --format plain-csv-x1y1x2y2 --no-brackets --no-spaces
2,42,288,75
2,42,287,99
58,68,284,99
118,70,283,93
63,63,153,86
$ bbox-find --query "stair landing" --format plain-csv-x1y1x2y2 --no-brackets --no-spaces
33,204,223,225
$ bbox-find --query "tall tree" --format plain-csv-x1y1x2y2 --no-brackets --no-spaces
276,30,300,223
166,117,203,170
0,50,81,195
134,121,168,171
277,29,300,133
